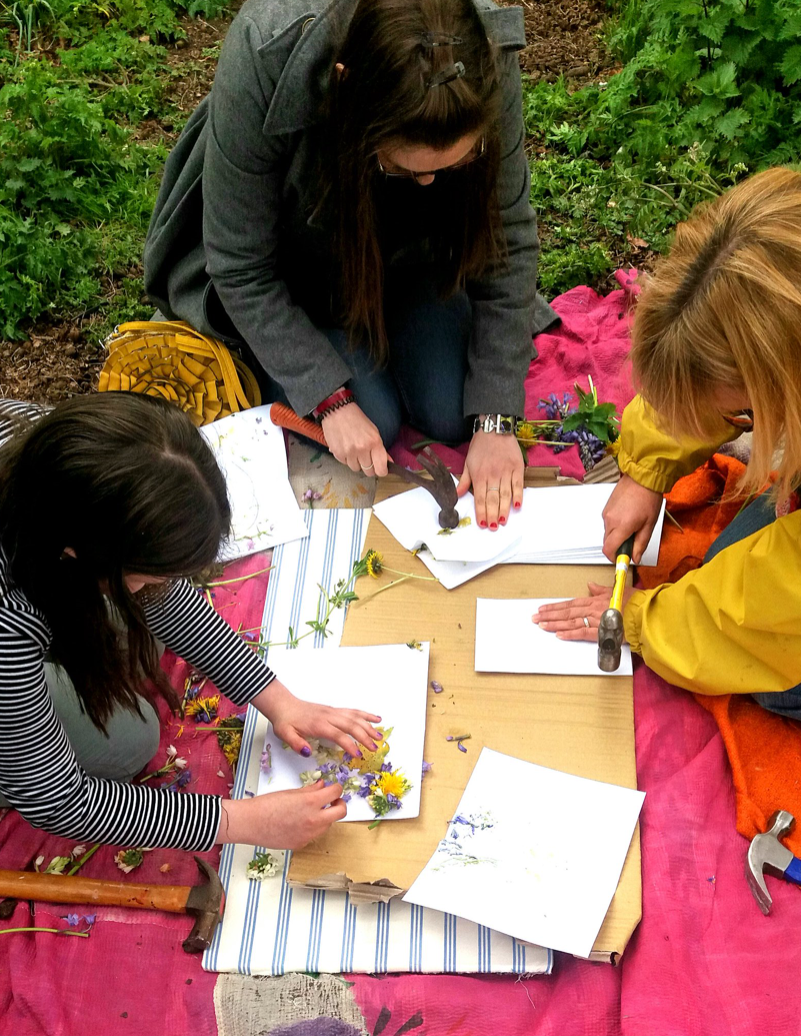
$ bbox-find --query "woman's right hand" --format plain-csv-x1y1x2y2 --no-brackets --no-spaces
322,403,389,477
217,781,346,849
602,474,664,563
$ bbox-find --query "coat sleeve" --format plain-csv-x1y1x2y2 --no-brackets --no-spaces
462,49,557,418
624,507,801,695
202,14,353,416
616,394,740,493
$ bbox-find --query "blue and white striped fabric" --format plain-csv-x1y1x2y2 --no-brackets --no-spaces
203,509,552,976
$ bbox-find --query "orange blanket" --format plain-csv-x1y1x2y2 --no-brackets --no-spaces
637,455,801,853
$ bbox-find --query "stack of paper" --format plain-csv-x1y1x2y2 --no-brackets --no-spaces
373,480,664,590
200,406,308,560
503,483,664,567
404,748,645,958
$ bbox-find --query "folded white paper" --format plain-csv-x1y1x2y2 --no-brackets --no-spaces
474,598,633,676
372,479,522,563
404,747,645,958
201,406,308,560
256,643,430,822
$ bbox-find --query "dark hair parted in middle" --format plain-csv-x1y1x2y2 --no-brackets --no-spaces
0,393,231,731
321,0,505,360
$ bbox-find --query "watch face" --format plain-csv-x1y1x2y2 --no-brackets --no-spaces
498,416,515,434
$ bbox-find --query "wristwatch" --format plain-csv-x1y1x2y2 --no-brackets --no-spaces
472,414,518,435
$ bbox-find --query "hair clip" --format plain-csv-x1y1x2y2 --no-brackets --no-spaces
426,61,466,89
419,32,463,48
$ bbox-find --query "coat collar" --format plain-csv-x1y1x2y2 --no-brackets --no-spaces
259,0,526,136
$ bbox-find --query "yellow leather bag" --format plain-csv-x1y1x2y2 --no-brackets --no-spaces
98,320,261,426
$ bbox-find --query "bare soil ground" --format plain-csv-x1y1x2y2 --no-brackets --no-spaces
0,0,612,405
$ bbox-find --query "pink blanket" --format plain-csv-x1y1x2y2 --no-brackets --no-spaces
0,552,271,1036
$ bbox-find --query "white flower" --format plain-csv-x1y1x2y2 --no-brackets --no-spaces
71,845,87,859
166,745,177,761
173,757,188,770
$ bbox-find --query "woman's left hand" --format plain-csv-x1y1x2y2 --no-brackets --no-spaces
458,431,524,530
532,582,634,641
253,680,383,757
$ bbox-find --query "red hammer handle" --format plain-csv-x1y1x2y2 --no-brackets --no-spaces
270,402,328,448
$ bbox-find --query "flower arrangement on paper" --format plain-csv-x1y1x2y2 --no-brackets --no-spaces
282,726,413,826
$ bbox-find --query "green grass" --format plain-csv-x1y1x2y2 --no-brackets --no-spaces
0,0,232,340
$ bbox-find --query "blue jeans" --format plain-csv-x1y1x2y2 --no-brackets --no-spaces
261,270,473,447
704,494,801,718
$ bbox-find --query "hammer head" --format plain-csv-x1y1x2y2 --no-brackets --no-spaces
598,608,624,672
746,810,795,915
182,856,225,953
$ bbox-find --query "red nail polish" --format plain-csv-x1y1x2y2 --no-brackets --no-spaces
499,516,506,525
514,501,522,509
490,522,497,530
480,520,487,528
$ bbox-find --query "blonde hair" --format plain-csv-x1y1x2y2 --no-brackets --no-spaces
631,166,801,501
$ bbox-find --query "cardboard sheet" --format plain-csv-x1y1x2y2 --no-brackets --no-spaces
404,747,644,958
256,643,430,822
475,597,634,676
287,476,642,961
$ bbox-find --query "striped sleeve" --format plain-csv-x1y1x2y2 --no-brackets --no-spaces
143,578,275,706
0,624,222,849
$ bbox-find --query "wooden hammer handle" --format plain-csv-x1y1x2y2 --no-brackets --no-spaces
0,869,192,914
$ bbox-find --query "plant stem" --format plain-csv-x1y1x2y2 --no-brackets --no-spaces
68,843,101,876
205,566,274,587
0,927,90,938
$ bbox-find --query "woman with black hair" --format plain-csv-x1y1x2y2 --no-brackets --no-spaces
0,395,380,851
145,0,556,532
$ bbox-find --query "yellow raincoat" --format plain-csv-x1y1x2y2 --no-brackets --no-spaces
620,396,801,696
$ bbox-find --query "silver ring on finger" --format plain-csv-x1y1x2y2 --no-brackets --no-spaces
487,486,500,493
582,616,590,629
361,463,374,472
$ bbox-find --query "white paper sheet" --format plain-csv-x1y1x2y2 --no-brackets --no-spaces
200,406,309,561
256,643,430,822
474,598,633,676
372,480,522,562
404,747,645,958
503,484,665,568
412,541,522,591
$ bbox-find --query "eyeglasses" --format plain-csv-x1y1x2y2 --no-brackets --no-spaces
376,136,486,182
721,408,754,430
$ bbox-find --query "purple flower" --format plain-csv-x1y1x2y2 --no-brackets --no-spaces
342,793,352,803
166,769,192,791
430,681,444,694
64,913,80,926
380,762,392,772
422,761,432,778
260,744,272,774
386,794,402,808
235,711,248,722
458,742,467,753
342,752,353,764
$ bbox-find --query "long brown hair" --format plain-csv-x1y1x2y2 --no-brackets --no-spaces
0,394,231,731
321,0,505,361
630,166,801,502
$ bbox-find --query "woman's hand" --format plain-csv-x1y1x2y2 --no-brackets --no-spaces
532,582,634,641
458,431,524,530
218,781,346,849
602,474,663,563
322,403,389,477
252,680,382,757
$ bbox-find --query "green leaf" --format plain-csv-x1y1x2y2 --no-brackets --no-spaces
714,107,751,140
780,45,801,87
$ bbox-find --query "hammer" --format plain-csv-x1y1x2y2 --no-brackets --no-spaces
746,810,801,914
0,856,223,952
270,402,460,528
597,534,635,672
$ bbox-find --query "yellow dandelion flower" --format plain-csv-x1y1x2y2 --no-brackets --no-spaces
607,438,621,458
365,549,384,578
373,769,409,799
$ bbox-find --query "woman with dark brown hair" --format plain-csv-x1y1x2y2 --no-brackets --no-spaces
145,0,556,531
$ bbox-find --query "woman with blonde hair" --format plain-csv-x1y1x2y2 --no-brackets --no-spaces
534,166,801,716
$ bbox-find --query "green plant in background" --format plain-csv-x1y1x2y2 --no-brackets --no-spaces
526,0,801,296
0,0,231,340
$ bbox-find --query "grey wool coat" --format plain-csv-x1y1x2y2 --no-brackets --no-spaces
144,0,557,417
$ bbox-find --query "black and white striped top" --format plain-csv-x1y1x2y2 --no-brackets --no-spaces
0,400,275,850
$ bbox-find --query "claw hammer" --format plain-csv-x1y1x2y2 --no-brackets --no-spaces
597,534,634,672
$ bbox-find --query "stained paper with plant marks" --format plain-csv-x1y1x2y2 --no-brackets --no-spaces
372,479,523,563
200,405,308,561
404,747,645,957
256,643,430,822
